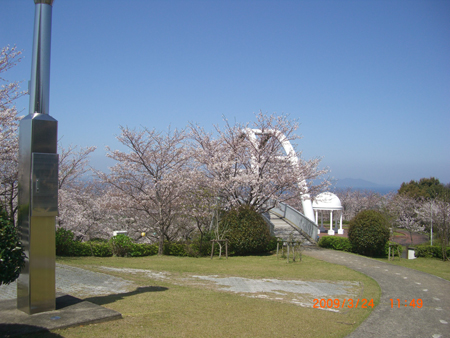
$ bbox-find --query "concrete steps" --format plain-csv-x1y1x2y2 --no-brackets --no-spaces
269,213,309,243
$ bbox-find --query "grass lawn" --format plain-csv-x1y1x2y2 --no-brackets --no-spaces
374,256,450,281
27,254,380,338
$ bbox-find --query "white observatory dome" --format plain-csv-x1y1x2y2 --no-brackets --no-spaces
312,192,342,210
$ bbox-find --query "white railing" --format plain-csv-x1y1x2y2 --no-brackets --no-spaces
270,201,318,243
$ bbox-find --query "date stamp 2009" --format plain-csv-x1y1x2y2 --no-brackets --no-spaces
313,298,424,309
313,298,374,309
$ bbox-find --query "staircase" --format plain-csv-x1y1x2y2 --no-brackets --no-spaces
269,213,308,242
263,201,318,245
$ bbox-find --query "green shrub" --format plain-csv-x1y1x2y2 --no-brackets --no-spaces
265,236,279,252
163,242,187,256
348,210,390,257
0,208,26,285
70,241,92,256
55,227,76,256
109,234,134,257
89,242,113,257
415,244,450,259
318,236,353,252
220,205,272,256
130,243,158,257
384,241,403,258
189,231,214,257
88,238,108,243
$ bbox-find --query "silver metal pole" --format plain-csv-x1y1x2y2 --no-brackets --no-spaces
17,0,58,315
29,0,54,115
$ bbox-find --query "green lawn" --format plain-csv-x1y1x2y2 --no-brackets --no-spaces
27,255,380,338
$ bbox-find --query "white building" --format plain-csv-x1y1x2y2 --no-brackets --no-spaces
312,192,344,235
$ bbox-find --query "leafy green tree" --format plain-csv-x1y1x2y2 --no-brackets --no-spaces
219,205,273,255
398,177,450,200
348,210,390,257
0,207,26,285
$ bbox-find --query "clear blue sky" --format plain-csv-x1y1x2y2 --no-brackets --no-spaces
2,0,449,187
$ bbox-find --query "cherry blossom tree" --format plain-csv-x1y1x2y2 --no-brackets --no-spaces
0,46,25,112
57,182,122,241
99,126,191,254
190,112,329,214
335,188,385,222
0,46,25,224
56,144,104,240
181,179,217,251
389,194,423,244
58,144,96,190
417,198,450,260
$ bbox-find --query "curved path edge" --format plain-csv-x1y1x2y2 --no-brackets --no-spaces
303,247,450,338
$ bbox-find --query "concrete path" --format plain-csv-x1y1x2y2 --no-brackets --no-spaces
303,247,450,338
0,264,135,300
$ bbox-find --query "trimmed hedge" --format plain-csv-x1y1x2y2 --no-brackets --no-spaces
129,243,158,257
317,237,403,259
318,236,353,252
414,244,450,260
55,226,275,258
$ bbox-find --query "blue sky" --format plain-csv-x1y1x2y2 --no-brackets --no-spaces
1,0,449,187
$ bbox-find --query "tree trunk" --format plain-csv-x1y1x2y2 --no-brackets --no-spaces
199,231,204,255
158,234,164,255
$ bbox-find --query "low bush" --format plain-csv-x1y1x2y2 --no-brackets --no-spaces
189,231,214,257
69,241,92,257
88,242,113,257
414,244,450,259
163,242,187,256
109,234,134,257
56,228,113,257
0,208,26,285
129,243,158,257
265,236,279,253
384,241,403,258
56,227,76,256
318,236,353,252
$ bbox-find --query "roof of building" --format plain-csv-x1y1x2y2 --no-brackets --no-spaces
312,192,343,210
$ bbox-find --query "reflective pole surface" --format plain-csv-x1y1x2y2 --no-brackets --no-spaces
17,0,58,315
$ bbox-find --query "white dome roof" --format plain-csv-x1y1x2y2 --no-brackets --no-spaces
312,192,342,210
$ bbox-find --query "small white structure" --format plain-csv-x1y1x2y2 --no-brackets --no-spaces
112,230,128,237
313,192,343,235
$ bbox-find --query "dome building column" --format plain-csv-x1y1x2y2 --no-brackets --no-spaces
312,192,343,237
328,211,334,235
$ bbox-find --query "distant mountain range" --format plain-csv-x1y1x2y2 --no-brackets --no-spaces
333,178,398,194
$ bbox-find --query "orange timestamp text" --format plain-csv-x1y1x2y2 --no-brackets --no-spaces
313,298,374,309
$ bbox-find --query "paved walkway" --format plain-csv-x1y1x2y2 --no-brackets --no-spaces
0,264,135,300
303,247,450,338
